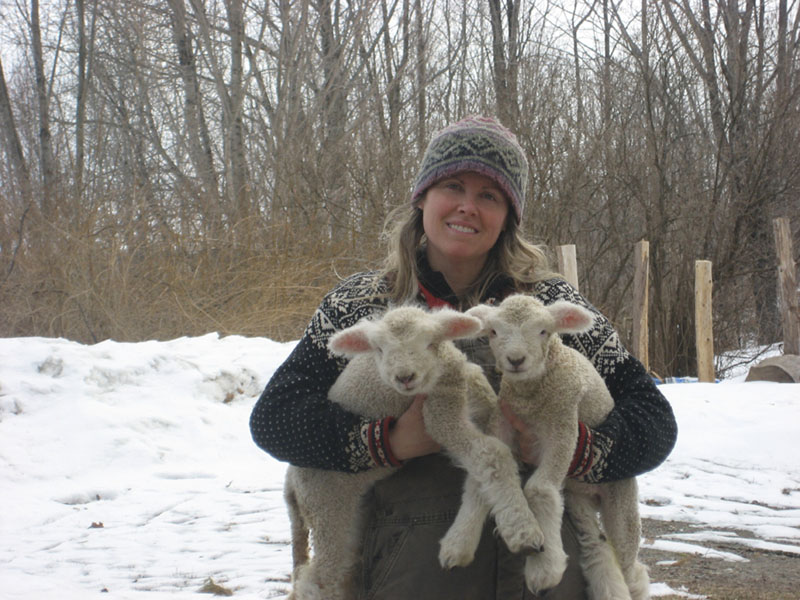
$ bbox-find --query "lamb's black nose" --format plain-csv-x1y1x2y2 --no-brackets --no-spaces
396,373,416,385
508,356,526,368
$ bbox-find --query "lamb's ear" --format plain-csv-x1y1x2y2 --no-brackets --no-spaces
436,310,483,340
465,305,493,334
547,300,595,334
328,322,374,356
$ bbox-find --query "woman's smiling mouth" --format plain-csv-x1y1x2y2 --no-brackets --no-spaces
447,223,478,234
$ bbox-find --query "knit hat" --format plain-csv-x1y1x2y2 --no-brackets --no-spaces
410,115,528,222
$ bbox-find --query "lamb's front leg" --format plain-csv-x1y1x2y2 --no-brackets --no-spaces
438,474,490,569
423,400,543,556
521,418,577,594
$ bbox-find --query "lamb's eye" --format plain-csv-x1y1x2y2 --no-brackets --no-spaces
489,329,497,337
540,329,547,336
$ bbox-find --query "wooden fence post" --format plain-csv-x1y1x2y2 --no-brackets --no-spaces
773,217,800,355
556,244,579,290
632,240,650,371
695,260,715,382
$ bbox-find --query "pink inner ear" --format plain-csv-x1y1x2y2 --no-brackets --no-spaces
330,329,372,353
442,315,481,339
553,305,593,332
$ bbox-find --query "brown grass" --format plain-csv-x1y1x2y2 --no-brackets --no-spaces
0,215,383,343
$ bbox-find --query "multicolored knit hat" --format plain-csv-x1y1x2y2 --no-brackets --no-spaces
410,115,528,222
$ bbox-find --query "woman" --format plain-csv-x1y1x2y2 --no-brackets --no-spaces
250,115,677,599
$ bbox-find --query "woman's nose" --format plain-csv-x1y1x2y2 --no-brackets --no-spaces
457,192,478,214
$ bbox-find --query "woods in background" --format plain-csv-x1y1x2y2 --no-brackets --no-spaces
1,0,798,377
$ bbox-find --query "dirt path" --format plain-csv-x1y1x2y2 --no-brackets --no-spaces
641,518,800,599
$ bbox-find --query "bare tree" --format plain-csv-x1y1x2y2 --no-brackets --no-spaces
662,0,787,345
225,0,249,224
30,0,59,217
0,56,31,201
0,54,34,291
316,0,350,239
73,0,97,201
167,0,220,232
414,0,427,153
487,0,521,126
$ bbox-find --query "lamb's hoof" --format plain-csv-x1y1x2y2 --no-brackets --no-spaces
524,553,568,594
625,562,651,600
525,572,563,596
438,541,476,570
499,519,544,556
519,542,544,556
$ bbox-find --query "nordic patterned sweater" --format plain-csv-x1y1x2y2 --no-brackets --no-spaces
249,259,677,484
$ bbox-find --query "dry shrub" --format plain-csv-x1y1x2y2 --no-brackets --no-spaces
0,211,383,344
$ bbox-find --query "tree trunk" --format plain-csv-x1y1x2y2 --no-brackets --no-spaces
226,0,249,225
0,56,32,200
30,0,58,218
776,0,788,104
167,0,220,235
487,0,520,126
74,0,87,201
414,0,426,154
317,0,348,239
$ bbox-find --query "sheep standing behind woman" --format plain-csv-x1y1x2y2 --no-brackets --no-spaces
284,305,541,600
448,294,651,600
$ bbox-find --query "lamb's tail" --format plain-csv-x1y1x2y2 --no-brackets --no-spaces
285,483,310,572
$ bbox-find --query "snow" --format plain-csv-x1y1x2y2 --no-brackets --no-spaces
1,334,798,599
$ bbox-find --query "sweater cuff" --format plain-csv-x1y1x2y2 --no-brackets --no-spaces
367,417,403,467
568,422,593,478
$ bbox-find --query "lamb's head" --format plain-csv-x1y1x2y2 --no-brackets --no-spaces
328,306,482,395
467,294,595,381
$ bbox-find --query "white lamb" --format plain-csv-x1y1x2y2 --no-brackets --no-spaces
284,305,542,600
447,294,650,600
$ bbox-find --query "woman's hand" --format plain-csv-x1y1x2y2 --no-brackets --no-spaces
388,394,441,461
499,400,541,466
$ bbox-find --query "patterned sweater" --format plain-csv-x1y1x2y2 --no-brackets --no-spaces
249,261,677,483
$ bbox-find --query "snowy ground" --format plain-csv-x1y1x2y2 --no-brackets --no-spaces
1,334,798,599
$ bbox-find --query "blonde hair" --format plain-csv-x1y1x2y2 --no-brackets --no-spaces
381,201,554,309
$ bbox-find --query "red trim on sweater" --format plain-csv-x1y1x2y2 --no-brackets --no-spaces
418,282,455,309
381,417,402,467
367,417,403,467
367,421,381,465
568,422,594,477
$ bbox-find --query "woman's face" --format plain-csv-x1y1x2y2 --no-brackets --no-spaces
417,171,510,276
